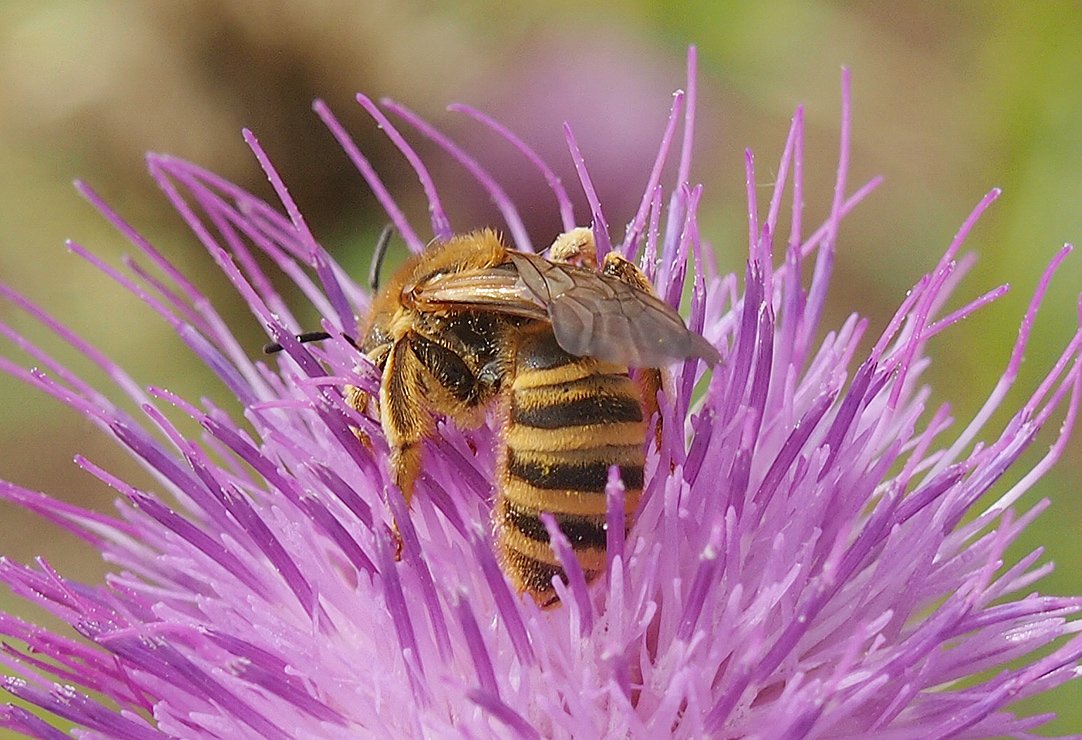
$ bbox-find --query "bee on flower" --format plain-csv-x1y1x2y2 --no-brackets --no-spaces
2,49,1081,738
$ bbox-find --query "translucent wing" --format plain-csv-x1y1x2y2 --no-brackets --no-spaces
409,268,549,320
413,252,718,367
510,253,719,367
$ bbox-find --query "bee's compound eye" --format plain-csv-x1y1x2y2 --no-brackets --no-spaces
477,361,503,392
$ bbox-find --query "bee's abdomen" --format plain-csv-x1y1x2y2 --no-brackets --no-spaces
496,327,646,606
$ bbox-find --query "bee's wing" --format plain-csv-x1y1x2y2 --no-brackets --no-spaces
415,253,718,367
411,269,549,321
508,253,719,368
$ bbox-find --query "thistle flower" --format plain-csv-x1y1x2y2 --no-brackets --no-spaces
2,49,1082,738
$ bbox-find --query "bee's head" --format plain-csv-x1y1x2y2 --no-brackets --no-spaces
359,280,405,362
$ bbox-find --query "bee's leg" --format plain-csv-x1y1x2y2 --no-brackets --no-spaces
379,336,434,559
345,343,392,448
600,251,654,293
636,368,664,448
344,385,373,448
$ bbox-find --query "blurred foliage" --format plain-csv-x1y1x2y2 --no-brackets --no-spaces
0,0,1079,734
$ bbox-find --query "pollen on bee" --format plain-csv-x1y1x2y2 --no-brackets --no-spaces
547,227,596,267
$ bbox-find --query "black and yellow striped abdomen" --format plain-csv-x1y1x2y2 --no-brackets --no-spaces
496,326,646,606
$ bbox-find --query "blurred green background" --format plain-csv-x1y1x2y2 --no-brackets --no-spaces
1,1,1080,735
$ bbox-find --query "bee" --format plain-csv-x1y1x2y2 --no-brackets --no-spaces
350,227,717,607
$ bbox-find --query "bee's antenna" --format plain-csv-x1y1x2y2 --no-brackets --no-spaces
369,223,395,292
263,331,359,354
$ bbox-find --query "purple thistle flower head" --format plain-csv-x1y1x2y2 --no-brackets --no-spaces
2,48,1082,737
